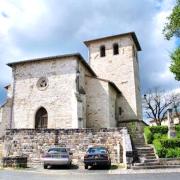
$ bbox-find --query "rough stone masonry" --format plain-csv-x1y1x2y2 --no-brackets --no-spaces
3,128,132,165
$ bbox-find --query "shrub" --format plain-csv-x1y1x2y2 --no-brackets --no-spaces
153,139,167,158
160,138,180,148
144,125,180,158
166,148,180,158
166,149,177,158
153,133,167,140
176,132,180,138
144,126,153,144
150,126,168,134
175,125,180,132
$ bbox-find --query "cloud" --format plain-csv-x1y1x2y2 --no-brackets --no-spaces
0,0,179,104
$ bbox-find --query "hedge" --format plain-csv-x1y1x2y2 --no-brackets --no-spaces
144,127,153,144
166,148,180,158
175,125,180,132
153,139,167,158
160,138,180,148
144,126,168,144
144,125,180,158
150,126,168,134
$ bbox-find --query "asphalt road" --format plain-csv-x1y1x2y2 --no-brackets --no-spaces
0,170,180,180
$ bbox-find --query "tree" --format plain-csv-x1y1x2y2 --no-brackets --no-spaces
143,88,180,125
163,0,180,81
170,48,180,80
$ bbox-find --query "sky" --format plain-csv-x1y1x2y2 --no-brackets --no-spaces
0,0,179,105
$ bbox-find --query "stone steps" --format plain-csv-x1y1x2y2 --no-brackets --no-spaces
143,159,159,163
130,131,161,169
136,148,154,153
134,161,159,166
142,156,156,160
129,131,180,169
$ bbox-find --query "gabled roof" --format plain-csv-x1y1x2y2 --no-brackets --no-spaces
7,53,97,77
84,32,141,51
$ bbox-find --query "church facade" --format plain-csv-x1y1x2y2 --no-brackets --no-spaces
0,32,142,136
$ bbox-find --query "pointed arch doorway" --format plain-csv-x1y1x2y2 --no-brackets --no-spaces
35,107,48,129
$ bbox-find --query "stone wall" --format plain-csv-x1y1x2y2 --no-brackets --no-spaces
108,84,118,127
85,76,120,128
3,128,129,164
11,57,78,129
118,120,148,134
85,77,109,128
0,99,12,138
132,49,142,120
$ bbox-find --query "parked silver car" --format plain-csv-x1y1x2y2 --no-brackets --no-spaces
42,147,73,169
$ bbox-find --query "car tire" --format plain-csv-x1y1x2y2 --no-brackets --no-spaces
84,165,88,169
106,163,111,169
107,163,111,169
44,164,48,169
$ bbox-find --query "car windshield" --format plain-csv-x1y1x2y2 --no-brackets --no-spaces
48,148,67,153
87,147,107,154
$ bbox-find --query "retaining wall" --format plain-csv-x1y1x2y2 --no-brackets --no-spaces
3,128,132,164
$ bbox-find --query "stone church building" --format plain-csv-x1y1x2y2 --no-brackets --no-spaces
0,32,142,137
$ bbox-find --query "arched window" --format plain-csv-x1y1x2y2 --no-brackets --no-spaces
100,45,106,57
113,43,119,55
35,107,48,129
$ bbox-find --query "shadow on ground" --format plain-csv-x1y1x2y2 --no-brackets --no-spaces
88,165,118,170
47,164,79,170
43,164,119,170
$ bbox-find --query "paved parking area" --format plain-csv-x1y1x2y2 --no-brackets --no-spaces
2,164,180,175
0,168,180,180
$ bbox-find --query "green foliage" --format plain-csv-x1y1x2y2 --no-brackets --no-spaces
144,125,180,158
175,125,180,132
144,126,168,144
170,47,180,81
163,0,180,40
160,138,180,148
129,122,136,135
153,133,167,140
144,127,153,144
175,125,180,138
150,126,168,134
163,0,180,81
166,148,180,158
153,139,167,158
153,139,180,158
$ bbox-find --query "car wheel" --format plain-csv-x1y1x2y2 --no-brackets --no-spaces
84,165,88,169
44,164,48,169
67,164,71,169
107,163,111,169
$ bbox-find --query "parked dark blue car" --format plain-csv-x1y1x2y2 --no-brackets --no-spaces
84,146,111,169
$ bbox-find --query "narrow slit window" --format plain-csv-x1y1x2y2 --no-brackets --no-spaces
119,107,122,116
100,45,106,57
113,43,119,55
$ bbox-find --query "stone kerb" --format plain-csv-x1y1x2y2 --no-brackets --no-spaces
3,128,129,165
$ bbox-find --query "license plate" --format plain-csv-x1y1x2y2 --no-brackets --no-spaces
95,155,99,159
